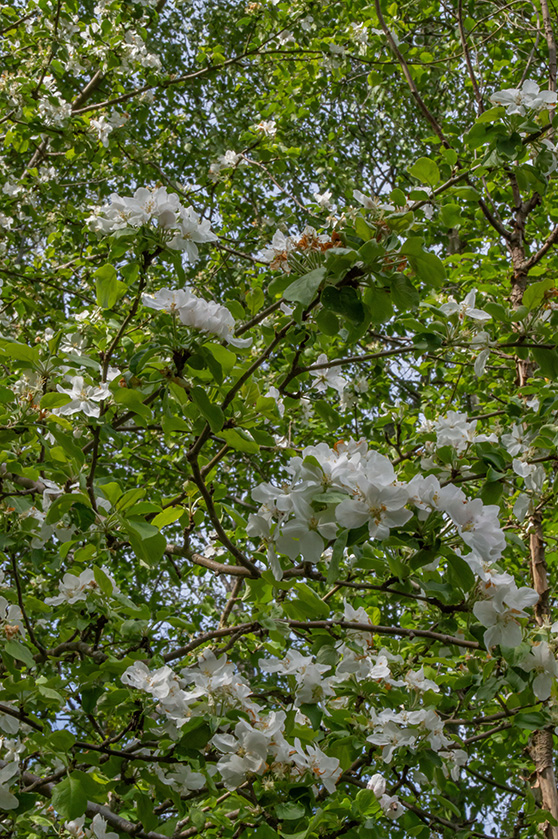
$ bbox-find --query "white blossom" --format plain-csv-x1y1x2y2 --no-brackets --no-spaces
440,290,491,324
54,376,110,418
87,814,119,839
89,112,128,147
521,641,558,700
46,568,119,606
489,80,557,115
312,189,333,209
89,187,217,262
142,287,251,347
310,353,347,395
256,120,277,137
473,586,539,648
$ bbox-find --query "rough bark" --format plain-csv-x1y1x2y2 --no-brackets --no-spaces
510,187,558,837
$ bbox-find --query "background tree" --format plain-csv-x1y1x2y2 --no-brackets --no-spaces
1,1,558,838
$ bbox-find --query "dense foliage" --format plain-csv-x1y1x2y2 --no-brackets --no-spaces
2,0,558,837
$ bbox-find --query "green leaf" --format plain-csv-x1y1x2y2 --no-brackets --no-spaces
45,493,91,525
354,214,375,241
203,343,236,374
93,566,114,596
246,287,264,314
314,399,342,431
136,793,159,833
191,386,224,432
409,156,440,186
320,286,365,323
400,238,446,286
125,519,167,565
523,277,555,311
4,640,35,668
275,802,306,820
315,308,340,335
0,340,40,364
446,552,476,592
390,187,407,207
113,387,153,421
327,530,348,584
283,267,326,306
40,392,71,410
532,347,558,378
283,583,330,620
363,286,393,323
51,774,88,820
94,264,126,309
390,275,419,310
47,730,76,751
151,507,185,529
440,203,462,228
219,428,259,453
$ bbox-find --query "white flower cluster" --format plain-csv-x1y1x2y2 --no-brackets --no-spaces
521,641,558,700
141,287,251,348
260,604,439,705
19,480,76,549
121,650,343,794
367,774,404,820
432,410,497,454
255,120,277,137
249,439,541,651
489,79,557,116
211,713,341,793
64,814,118,839
37,77,72,127
470,556,539,649
122,651,256,728
249,438,504,571
261,650,336,705
368,706,450,762
46,567,119,606
259,226,342,273
121,31,161,71
38,97,72,127
89,187,218,262
89,111,128,147
209,150,242,179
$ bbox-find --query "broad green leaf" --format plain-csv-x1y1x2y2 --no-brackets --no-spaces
219,428,259,452
523,277,554,311
94,264,126,309
409,156,440,186
283,267,326,306
51,774,88,820
0,340,40,364
40,392,71,409
400,237,446,286
93,565,114,596
113,387,153,420
4,640,35,668
315,308,339,335
151,507,185,529
363,286,393,323
327,530,348,584
320,286,365,323
191,386,224,432
439,203,462,228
